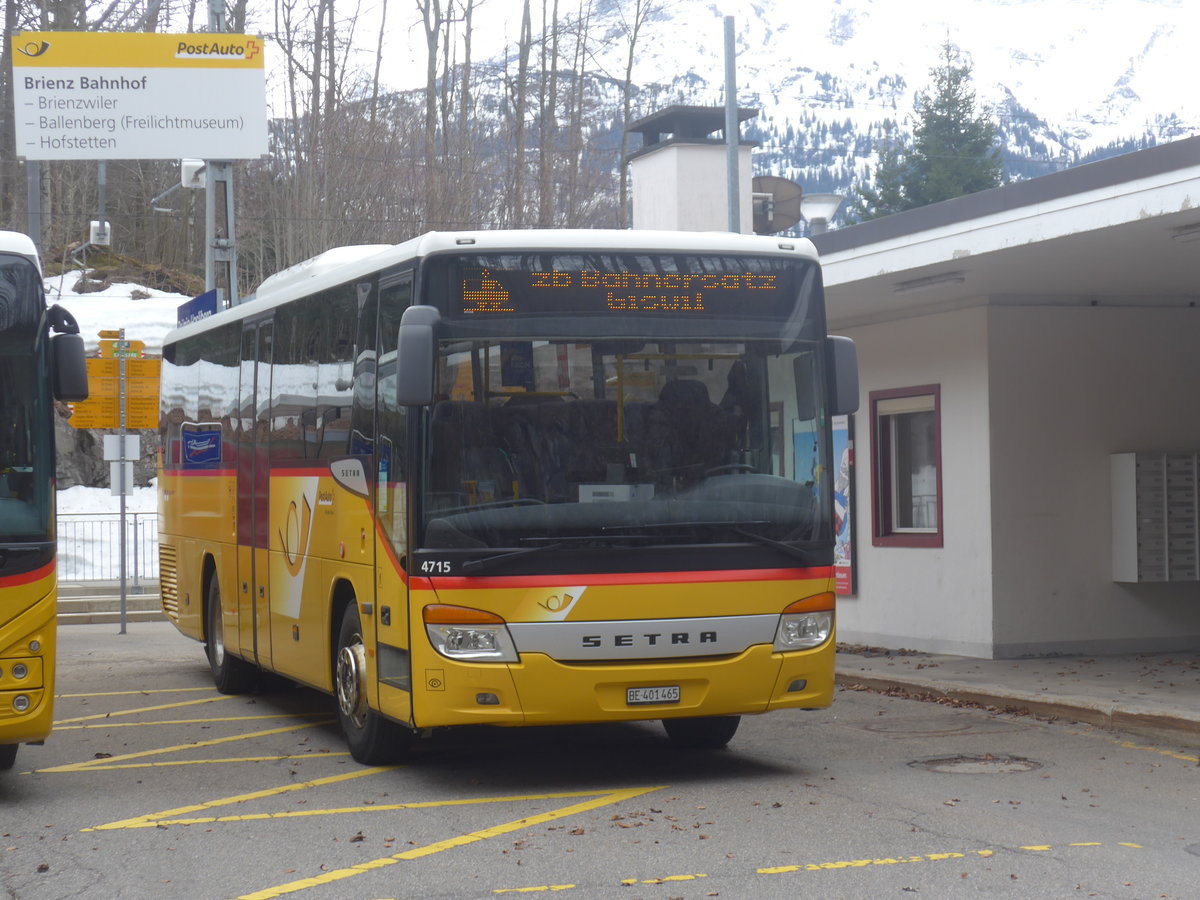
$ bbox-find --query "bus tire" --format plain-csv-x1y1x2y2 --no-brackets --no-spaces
0,744,17,771
661,715,740,749
335,601,411,765
205,575,258,694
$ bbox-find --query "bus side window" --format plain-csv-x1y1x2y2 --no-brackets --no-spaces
316,285,357,459
376,273,412,561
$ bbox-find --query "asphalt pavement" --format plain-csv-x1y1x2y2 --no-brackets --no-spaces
55,613,1200,752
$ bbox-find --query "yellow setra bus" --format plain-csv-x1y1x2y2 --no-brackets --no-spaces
0,231,88,771
157,229,858,763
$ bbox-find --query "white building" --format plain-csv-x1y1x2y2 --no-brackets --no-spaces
628,113,1200,658
816,136,1200,658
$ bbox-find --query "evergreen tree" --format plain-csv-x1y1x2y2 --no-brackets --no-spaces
847,41,1003,222
846,131,908,222
906,41,1004,207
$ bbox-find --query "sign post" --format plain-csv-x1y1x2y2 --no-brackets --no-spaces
74,330,162,632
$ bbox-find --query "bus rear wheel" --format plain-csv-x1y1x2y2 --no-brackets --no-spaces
0,744,17,771
205,576,259,694
335,601,412,765
661,715,741,749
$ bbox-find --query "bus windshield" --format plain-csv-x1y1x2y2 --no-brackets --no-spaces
0,255,52,543
419,336,833,565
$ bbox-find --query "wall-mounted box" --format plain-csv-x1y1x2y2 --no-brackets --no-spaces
1111,452,1199,583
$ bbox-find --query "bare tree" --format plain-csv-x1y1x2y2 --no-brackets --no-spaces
615,0,660,228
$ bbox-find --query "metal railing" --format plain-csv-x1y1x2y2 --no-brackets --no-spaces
57,512,159,587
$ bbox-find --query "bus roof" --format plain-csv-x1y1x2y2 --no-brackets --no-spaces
0,231,42,275
164,229,819,346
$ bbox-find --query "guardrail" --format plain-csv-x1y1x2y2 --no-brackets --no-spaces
57,512,158,587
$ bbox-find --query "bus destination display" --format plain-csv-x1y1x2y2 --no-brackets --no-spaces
456,257,801,319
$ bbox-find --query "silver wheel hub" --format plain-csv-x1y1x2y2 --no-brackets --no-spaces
210,602,225,666
336,638,368,725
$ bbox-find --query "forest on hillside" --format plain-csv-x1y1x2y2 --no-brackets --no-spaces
2,0,1163,297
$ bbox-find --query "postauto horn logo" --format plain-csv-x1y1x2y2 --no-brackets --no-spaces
17,40,51,58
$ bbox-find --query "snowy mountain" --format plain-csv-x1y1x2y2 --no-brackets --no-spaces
461,0,1195,199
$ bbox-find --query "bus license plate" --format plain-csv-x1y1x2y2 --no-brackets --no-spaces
627,685,680,705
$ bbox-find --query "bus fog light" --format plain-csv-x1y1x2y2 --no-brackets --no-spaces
28,640,40,652
787,678,808,692
13,695,31,712
774,611,833,651
476,692,500,705
12,663,28,680
426,624,518,662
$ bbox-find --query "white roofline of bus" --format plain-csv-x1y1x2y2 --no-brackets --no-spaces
0,230,42,274
163,229,818,346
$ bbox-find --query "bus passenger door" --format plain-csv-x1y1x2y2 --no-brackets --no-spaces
373,273,413,724
237,320,273,668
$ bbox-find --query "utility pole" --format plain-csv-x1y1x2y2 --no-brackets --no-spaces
724,16,740,234
206,0,240,306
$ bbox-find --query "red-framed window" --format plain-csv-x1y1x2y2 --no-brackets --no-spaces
870,384,943,548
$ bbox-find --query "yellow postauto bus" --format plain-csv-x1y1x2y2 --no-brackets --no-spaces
157,229,858,763
1,231,88,771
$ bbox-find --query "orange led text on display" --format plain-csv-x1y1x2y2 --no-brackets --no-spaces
462,267,778,315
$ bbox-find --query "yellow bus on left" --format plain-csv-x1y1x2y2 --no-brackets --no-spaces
0,231,88,771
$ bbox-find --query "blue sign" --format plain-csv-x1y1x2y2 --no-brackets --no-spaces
183,428,222,468
177,289,218,327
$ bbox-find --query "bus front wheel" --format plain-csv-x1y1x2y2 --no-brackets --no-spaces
205,576,258,694
661,715,740,749
335,601,411,765
0,744,17,771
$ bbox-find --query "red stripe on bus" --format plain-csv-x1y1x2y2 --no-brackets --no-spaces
420,567,833,591
0,560,55,588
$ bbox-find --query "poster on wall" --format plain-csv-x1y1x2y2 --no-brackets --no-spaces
832,414,856,595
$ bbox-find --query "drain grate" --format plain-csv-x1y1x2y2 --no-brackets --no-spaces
909,754,1043,774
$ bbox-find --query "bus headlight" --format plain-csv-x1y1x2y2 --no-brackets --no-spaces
774,594,835,651
424,604,518,663
774,611,833,650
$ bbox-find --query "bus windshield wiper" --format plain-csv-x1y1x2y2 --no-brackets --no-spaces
459,542,564,574
730,526,816,565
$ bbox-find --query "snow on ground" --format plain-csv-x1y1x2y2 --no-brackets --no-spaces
44,270,188,356
58,483,157,515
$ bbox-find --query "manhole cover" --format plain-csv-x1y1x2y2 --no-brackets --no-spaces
909,754,1042,774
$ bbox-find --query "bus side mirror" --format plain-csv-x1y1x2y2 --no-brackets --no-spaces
826,335,859,416
395,305,440,406
51,333,89,402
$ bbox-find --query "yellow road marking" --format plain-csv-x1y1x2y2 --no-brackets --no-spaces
55,712,328,730
237,786,665,900
62,753,351,770
117,788,658,828
494,842,1142,894
87,766,393,831
494,887,575,894
55,695,234,725
758,842,1138,876
1109,738,1199,764
39,719,336,773
57,687,215,698
1069,729,1200,764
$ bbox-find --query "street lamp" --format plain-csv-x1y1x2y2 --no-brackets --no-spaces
800,193,844,235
